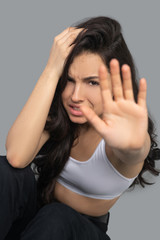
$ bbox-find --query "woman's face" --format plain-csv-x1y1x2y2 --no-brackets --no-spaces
62,52,110,124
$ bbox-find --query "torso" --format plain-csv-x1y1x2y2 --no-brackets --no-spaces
53,127,120,217
53,126,143,217
54,181,120,216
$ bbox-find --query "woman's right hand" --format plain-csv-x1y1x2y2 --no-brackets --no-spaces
45,27,84,79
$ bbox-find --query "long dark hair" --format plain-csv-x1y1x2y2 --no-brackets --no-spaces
33,16,160,207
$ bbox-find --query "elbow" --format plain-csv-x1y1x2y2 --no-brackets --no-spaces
6,151,26,168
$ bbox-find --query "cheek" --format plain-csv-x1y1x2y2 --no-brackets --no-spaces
87,89,103,109
96,91,103,108
96,99,103,113
62,86,70,102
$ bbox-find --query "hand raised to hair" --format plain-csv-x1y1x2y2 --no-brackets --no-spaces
80,59,148,152
45,27,84,79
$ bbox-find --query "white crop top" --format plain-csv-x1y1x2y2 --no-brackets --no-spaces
56,139,137,200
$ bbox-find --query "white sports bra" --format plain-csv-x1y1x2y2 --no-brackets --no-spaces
56,139,137,200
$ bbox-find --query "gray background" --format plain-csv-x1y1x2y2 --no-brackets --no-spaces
0,0,160,239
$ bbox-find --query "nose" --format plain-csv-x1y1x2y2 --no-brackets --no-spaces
71,84,84,102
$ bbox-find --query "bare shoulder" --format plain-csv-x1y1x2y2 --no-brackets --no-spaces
105,144,144,179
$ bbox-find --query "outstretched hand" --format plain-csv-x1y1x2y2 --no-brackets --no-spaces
80,59,148,152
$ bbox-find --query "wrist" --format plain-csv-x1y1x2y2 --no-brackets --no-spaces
113,133,151,165
42,66,60,83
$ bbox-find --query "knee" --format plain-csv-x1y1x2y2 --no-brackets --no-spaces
0,155,15,183
21,203,79,239
0,155,35,192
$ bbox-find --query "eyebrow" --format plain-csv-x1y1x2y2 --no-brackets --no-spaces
68,75,99,81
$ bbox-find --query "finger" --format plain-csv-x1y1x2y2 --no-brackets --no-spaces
110,59,123,101
55,27,72,41
137,78,147,108
98,65,113,112
59,28,84,44
55,27,78,40
121,64,134,101
65,43,76,56
80,105,108,137
63,32,80,47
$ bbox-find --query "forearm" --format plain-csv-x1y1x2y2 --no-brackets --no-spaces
6,68,59,167
5,27,86,167
112,132,151,165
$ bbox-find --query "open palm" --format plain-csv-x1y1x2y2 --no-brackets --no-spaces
80,59,148,151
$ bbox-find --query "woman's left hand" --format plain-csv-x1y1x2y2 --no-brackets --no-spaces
80,59,148,152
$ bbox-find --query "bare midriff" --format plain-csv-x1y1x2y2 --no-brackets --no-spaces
53,181,120,217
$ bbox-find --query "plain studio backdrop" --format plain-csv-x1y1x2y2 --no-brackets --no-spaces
0,0,160,239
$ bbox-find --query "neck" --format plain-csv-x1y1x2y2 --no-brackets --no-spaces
77,124,101,142
79,123,94,134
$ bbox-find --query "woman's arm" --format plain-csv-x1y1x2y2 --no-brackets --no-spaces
6,27,83,168
111,132,151,165
6,68,58,168
104,133,151,179
80,59,150,177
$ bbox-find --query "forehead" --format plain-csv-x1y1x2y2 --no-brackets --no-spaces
68,52,105,78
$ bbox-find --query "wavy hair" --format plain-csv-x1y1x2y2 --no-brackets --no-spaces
33,16,160,207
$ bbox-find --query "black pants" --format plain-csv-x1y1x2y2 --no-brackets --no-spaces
0,155,37,239
0,155,111,240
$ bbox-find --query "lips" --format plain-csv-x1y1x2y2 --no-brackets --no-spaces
69,105,83,116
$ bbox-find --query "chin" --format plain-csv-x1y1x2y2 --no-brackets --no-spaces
69,115,87,124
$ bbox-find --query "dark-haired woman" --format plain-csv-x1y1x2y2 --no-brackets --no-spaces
1,16,160,240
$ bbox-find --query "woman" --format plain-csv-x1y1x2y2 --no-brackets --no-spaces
1,16,160,239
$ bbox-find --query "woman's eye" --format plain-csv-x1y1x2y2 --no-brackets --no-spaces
89,81,99,86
